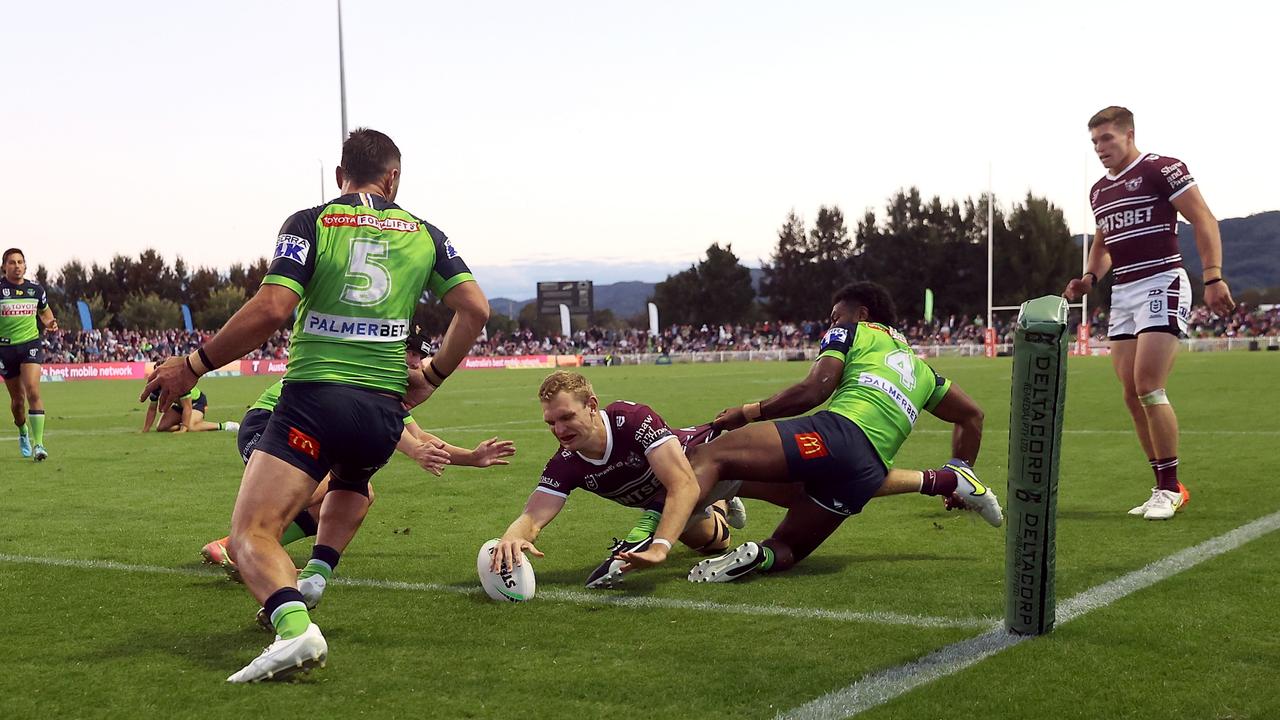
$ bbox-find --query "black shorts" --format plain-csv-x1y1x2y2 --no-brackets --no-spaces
0,340,43,380
238,408,273,464
254,382,406,488
175,393,209,414
774,411,888,517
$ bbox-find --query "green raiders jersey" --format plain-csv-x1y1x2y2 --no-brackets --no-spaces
250,380,282,412
817,322,952,468
0,278,48,346
262,192,474,395
250,378,411,426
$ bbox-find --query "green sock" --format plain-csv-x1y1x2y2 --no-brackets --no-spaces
28,412,44,446
280,521,308,546
759,545,775,571
273,604,311,640
17,424,28,437
298,559,333,582
625,510,662,542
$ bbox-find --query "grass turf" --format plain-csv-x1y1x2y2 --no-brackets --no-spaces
0,353,1276,719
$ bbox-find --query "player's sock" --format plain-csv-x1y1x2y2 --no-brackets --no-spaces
263,587,311,640
17,423,28,438
279,511,319,546
1154,457,1180,493
624,510,662,543
28,411,45,446
758,544,776,571
919,467,959,496
298,544,340,581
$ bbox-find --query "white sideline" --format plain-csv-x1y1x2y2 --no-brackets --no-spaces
776,509,1280,720
0,553,988,630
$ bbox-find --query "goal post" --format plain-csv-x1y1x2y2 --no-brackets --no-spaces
1005,295,1069,635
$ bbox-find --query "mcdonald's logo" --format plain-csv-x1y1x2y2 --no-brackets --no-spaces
288,427,321,460
794,432,828,460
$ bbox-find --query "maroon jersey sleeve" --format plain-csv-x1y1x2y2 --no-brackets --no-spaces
610,401,677,455
1147,154,1196,202
535,450,579,499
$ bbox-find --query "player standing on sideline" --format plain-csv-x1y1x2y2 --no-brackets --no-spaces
1063,106,1235,521
1,248,57,461
143,129,489,682
681,282,1000,583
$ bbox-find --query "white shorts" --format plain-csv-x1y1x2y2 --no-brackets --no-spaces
1107,268,1190,339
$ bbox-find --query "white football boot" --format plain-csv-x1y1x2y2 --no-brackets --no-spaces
222,421,241,433
1143,489,1184,521
226,623,327,683
1128,487,1162,517
298,574,327,608
688,541,766,583
725,497,748,529
947,460,1003,528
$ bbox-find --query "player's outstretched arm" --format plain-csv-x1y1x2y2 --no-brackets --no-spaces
412,424,516,468
141,284,299,406
396,423,451,475
492,491,564,572
140,401,158,432
927,383,984,465
714,355,844,431
617,440,698,572
1064,230,1111,301
177,397,194,432
1172,186,1236,316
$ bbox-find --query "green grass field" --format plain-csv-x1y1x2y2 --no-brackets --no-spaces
1,354,1278,719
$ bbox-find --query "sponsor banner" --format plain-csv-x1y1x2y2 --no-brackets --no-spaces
460,355,558,370
321,214,419,232
554,355,582,368
303,311,409,342
240,359,289,376
40,362,148,382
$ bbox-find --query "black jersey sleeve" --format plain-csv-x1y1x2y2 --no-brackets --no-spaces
262,206,323,296
420,222,475,298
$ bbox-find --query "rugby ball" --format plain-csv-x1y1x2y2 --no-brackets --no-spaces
477,538,536,602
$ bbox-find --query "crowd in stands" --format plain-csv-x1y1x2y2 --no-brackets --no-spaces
35,303,1278,363
40,329,291,364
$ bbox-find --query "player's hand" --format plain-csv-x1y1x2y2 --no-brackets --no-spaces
1205,280,1235,317
490,538,543,573
472,437,516,467
617,542,670,572
141,356,197,408
410,438,451,476
45,318,59,333
712,406,748,432
172,425,188,434
1062,276,1093,302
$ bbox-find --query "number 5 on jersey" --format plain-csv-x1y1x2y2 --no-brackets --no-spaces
342,238,392,306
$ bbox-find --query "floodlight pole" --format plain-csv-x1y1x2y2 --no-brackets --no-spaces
986,163,994,331
337,0,349,142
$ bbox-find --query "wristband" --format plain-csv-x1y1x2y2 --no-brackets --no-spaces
429,359,451,381
1204,278,1224,287
743,402,763,422
197,347,215,372
184,356,198,377
651,538,672,550
421,367,441,389
422,363,447,388
1082,272,1098,285
1203,265,1221,272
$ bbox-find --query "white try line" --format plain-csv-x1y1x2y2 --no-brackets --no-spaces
0,553,989,630
776,508,1280,720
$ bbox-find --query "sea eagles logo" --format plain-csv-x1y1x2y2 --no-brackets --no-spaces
273,234,311,265
1125,177,1143,191
624,453,644,469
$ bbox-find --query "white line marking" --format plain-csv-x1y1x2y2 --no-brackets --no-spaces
776,508,1280,720
0,553,987,629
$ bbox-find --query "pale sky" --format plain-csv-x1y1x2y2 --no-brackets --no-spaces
5,1,1275,299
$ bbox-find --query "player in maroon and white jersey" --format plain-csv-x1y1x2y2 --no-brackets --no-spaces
1064,106,1235,521
489,371,744,588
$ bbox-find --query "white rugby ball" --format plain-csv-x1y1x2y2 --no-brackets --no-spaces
477,538,536,602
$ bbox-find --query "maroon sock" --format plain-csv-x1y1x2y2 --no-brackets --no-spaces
1154,457,1179,493
920,468,958,496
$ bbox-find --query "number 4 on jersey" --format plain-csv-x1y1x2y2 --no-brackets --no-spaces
884,350,917,390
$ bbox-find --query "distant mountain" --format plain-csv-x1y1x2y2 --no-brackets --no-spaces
1177,210,1279,290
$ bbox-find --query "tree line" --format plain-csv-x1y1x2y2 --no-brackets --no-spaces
653,188,1083,326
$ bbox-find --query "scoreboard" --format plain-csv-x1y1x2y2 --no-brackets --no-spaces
536,281,594,317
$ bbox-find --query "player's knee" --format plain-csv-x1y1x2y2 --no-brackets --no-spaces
1138,388,1170,407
